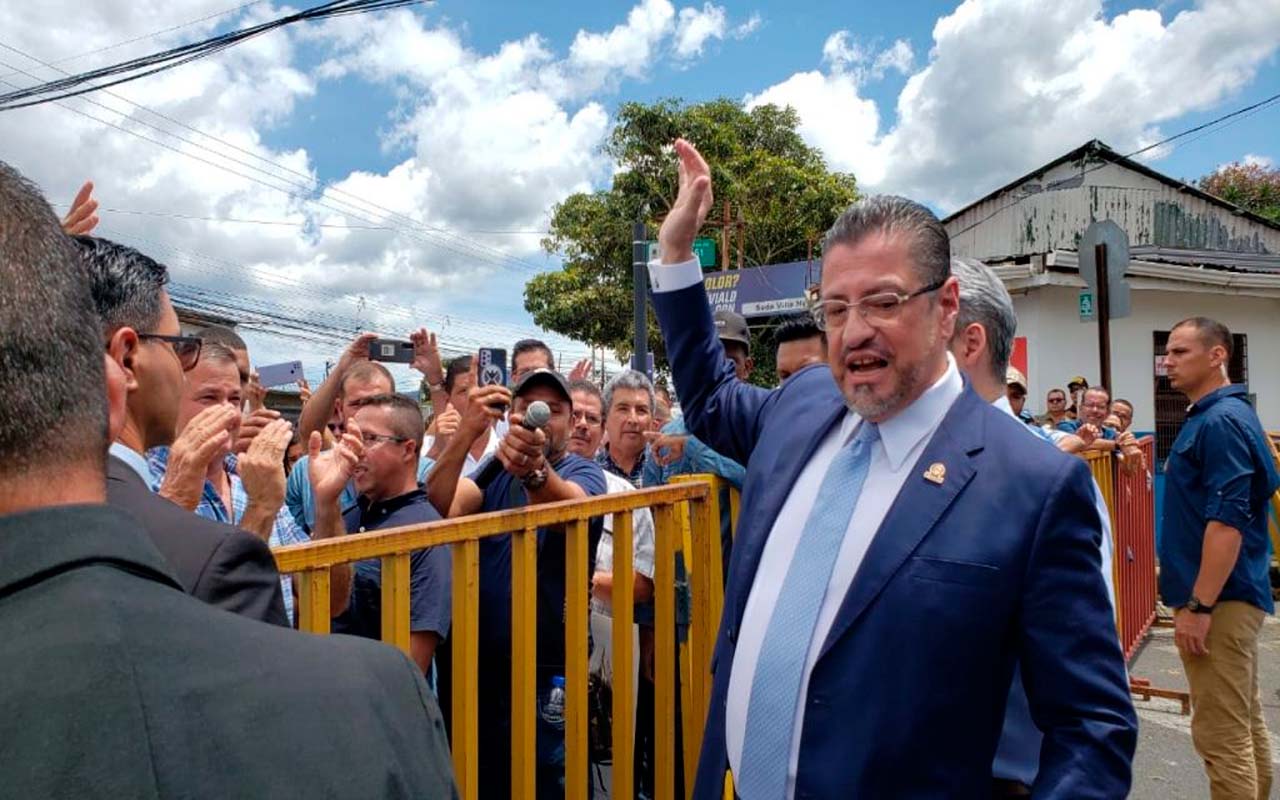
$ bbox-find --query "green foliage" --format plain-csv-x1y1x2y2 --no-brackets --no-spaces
523,98,857,384
1197,161,1280,224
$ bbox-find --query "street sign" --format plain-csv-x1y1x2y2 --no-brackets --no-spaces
1079,290,1095,321
1077,220,1131,319
647,237,718,268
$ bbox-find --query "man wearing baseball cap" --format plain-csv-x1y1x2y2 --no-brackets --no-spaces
428,366,606,799
1005,367,1034,424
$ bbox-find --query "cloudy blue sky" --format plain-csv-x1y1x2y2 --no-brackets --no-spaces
1,0,1276,388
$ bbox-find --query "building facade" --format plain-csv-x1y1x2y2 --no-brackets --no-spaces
943,140,1280,457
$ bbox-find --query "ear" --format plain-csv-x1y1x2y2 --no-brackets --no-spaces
937,277,961,338
1209,344,1228,369
104,353,129,441
956,322,987,370
106,327,142,394
744,356,755,376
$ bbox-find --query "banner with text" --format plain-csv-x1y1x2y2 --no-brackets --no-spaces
701,260,814,319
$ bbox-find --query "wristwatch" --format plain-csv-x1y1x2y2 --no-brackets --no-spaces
1185,596,1215,614
427,380,445,393
521,466,549,491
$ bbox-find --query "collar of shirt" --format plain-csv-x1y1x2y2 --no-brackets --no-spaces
851,354,963,471
109,442,154,485
354,487,428,519
1187,383,1246,415
596,446,646,486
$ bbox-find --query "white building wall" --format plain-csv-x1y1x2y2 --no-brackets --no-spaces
1012,285,1280,432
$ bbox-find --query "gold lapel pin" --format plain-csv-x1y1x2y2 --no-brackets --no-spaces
923,462,946,485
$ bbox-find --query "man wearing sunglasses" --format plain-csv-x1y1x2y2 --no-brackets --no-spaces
77,235,290,627
328,393,452,674
648,140,1134,799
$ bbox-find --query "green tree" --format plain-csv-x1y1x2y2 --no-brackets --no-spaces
1197,160,1280,223
524,98,857,382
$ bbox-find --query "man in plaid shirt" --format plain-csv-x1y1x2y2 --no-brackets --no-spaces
147,343,309,624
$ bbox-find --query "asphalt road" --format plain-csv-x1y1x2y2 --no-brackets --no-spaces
1129,613,1280,799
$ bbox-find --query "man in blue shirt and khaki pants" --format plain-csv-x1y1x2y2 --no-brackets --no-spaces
1160,316,1280,800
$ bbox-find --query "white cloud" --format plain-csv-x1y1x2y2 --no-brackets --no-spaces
871,39,913,78
0,0,765,376
733,13,763,39
1242,154,1274,169
674,3,727,59
750,0,1280,211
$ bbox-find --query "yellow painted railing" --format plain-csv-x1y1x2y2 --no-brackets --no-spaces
273,476,739,800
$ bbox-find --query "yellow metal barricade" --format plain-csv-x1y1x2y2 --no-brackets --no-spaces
272,476,739,800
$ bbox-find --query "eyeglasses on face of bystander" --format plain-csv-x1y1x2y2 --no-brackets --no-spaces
571,409,602,428
810,279,946,330
137,333,202,371
360,432,408,448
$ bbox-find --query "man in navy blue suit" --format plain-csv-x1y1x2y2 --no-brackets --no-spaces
649,139,1136,799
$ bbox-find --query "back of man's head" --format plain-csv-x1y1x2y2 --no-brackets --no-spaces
74,235,169,337
949,256,1016,389
0,161,107,493
198,324,246,353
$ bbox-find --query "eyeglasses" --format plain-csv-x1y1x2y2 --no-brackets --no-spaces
1048,397,1066,404
571,409,602,427
138,333,202,371
810,279,946,330
360,432,408,448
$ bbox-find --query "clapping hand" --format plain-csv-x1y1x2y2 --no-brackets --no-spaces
158,405,240,510
237,419,293,514
567,358,592,383
308,419,365,503
236,407,282,454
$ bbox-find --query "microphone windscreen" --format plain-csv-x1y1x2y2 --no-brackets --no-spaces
523,400,552,430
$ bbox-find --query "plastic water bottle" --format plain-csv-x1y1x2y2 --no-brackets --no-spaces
541,675,566,730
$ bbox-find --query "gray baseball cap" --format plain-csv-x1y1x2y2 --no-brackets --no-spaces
713,309,751,349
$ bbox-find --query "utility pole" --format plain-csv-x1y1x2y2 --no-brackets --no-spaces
632,220,649,377
1095,242,1112,392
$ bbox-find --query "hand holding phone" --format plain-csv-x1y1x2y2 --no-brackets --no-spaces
477,348,508,387
368,339,415,364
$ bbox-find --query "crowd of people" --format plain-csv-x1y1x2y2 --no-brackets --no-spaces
2,137,1277,800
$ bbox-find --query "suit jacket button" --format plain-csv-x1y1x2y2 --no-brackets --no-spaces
809,693,826,707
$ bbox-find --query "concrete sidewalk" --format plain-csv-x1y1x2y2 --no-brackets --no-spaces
1129,613,1280,799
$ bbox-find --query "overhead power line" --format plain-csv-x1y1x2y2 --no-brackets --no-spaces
0,1,427,111
0,1,267,82
0,43,552,275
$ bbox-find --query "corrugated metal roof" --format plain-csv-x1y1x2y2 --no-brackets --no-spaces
942,139,1280,234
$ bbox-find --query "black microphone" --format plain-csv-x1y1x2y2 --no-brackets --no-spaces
471,400,552,489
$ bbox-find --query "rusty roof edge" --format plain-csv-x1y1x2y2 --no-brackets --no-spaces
941,140,1280,234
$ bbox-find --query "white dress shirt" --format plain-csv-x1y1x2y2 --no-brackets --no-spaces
649,256,962,796
109,441,154,484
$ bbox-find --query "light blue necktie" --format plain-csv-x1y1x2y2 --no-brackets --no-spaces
737,422,880,800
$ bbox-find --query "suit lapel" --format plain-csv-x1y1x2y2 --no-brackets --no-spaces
816,389,987,660
727,401,847,627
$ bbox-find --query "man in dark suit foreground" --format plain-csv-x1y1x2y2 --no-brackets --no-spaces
650,140,1136,799
0,160,457,798
75,233,291,625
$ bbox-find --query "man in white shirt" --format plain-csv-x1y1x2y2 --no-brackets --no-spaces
648,139,1135,799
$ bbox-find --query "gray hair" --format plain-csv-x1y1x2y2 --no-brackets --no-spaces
950,257,1016,386
602,369,655,416
74,235,170,337
0,161,108,478
822,195,951,288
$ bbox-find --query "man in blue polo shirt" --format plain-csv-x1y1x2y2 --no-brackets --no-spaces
429,368,606,799
1160,316,1278,799
323,393,451,674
